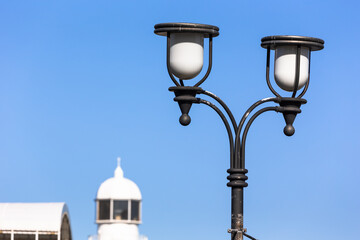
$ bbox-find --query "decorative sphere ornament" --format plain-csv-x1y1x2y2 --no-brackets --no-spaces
283,124,295,136
179,114,191,126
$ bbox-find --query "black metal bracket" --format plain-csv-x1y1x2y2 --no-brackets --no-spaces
228,228,257,240
169,86,204,126
277,97,307,136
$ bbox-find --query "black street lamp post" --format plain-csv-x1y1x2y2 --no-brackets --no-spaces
154,23,324,240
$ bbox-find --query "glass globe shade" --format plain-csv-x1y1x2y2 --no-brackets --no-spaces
170,33,204,80
274,46,310,92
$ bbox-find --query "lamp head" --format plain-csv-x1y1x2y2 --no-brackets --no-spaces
261,35,324,94
154,23,219,82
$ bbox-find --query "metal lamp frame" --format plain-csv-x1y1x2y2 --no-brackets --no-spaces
154,23,324,240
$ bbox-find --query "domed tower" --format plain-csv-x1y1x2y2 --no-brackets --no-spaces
95,158,145,240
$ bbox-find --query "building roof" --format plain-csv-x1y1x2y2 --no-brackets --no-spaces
97,158,141,200
0,202,70,232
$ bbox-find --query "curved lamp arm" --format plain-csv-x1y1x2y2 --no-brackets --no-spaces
201,90,238,133
240,106,279,168
198,98,235,168
235,98,279,167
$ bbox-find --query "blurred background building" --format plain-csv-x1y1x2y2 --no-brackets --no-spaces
0,202,71,240
89,158,147,240
0,158,147,240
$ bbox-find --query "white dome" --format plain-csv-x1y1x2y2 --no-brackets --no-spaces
97,159,141,200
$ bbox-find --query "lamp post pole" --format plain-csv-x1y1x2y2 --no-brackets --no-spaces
154,23,324,240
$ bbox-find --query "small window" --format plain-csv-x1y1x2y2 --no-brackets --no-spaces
131,200,140,221
14,235,35,240
98,200,110,220
0,234,11,240
39,235,57,240
113,200,128,220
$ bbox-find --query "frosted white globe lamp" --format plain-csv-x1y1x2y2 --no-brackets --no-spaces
261,35,324,96
170,33,204,79
274,46,310,91
154,23,219,86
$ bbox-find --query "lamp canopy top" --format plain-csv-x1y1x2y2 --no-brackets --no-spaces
261,35,324,51
154,22,219,37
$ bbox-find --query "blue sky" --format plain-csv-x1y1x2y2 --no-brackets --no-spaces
0,1,359,240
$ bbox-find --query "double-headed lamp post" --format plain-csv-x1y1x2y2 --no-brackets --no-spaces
154,22,324,240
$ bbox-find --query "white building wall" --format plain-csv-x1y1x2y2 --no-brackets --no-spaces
98,223,139,240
